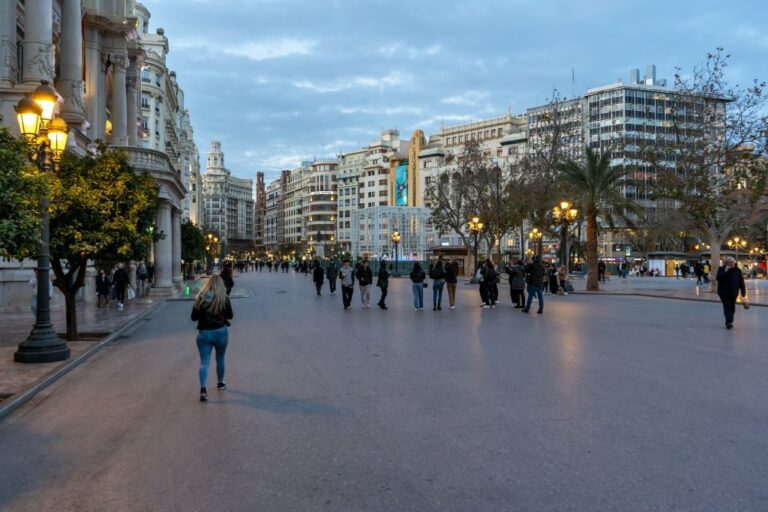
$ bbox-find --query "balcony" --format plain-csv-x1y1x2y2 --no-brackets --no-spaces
116,146,187,199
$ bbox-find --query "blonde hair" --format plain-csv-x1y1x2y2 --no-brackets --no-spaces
194,274,228,315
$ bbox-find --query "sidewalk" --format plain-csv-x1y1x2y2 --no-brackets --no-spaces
568,275,768,306
0,283,191,409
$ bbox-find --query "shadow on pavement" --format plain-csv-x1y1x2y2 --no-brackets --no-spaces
208,389,345,416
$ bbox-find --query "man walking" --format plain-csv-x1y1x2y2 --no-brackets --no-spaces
522,256,546,314
339,259,355,310
312,259,324,295
357,259,373,308
716,256,747,330
113,263,129,310
326,261,338,295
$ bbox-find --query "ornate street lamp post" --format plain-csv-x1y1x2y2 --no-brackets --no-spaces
553,200,578,273
727,237,747,265
14,81,71,363
391,229,401,277
468,216,483,281
528,228,542,258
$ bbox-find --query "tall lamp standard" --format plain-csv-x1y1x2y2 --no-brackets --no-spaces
727,237,747,265
468,216,484,282
528,228,542,258
552,200,578,273
391,229,401,277
14,81,71,363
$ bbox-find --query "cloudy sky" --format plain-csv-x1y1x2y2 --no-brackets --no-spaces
144,0,767,182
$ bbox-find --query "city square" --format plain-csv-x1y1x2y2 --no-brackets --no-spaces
1,0,767,511
0,271,767,511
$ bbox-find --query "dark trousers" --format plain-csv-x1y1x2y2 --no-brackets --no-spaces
481,282,494,306
378,286,388,306
510,288,525,307
328,278,336,293
342,285,354,308
116,285,126,304
491,282,499,302
315,282,322,295
718,293,737,325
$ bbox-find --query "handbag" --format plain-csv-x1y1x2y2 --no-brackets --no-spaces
742,297,750,310
422,282,428,288
127,286,136,300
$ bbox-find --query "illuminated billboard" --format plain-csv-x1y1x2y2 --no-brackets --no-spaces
395,162,408,206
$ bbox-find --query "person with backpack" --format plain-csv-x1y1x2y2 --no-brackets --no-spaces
191,275,233,402
377,261,390,309
429,260,447,311
522,256,546,314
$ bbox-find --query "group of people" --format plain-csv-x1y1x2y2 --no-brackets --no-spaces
94,261,154,309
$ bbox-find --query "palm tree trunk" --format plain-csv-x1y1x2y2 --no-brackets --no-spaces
586,208,599,291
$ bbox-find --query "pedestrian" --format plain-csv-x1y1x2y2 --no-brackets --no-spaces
522,256,546,314
312,259,324,295
557,265,568,295
96,270,111,307
146,262,155,285
357,259,373,308
339,259,355,310
191,275,233,402
113,262,129,309
489,260,500,304
137,261,148,297
377,261,390,309
506,259,526,308
410,262,426,311
221,261,234,295
326,261,338,295
445,261,458,309
481,260,497,309
429,260,446,311
597,259,606,282
716,256,747,330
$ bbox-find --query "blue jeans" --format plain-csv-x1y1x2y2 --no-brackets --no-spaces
432,279,445,307
412,283,424,309
196,327,228,388
525,285,544,312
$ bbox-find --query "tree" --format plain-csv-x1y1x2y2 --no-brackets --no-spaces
181,219,205,278
49,146,159,340
559,148,641,291
644,50,768,292
0,128,45,260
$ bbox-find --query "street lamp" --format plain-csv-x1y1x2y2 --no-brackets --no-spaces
553,200,578,273
468,216,484,281
528,228,542,258
14,81,71,363
727,237,747,264
391,229,401,276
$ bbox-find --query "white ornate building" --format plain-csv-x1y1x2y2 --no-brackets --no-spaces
0,0,196,309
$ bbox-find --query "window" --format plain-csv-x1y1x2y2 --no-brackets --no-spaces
141,96,150,108
141,70,151,83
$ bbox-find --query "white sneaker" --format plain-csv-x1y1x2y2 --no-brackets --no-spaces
415,308,419,311
450,305,455,310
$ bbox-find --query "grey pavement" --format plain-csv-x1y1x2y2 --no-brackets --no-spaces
0,271,766,511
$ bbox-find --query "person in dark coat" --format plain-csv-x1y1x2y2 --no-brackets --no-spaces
357,259,373,308
221,261,234,296
312,260,324,295
377,261,390,309
716,256,747,330
96,270,111,308
429,260,446,311
506,260,526,308
481,260,497,309
112,263,129,309
326,261,338,295
522,256,546,314
597,259,606,282
339,259,355,310
445,261,458,309
409,262,426,310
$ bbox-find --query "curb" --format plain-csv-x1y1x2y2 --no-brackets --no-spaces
571,291,767,307
0,301,167,423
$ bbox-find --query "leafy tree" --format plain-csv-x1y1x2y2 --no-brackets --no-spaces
643,50,768,292
181,218,205,262
559,148,641,291
0,128,45,260
49,147,159,340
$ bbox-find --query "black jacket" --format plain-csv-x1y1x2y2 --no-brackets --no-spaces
429,267,447,280
524,262,546,287
191,292,233,330
410,269,426,283
357,266,373,286
716,265,746,297
113,268,129,288
377,266,390,288
445,264,458,284
313,265,324,284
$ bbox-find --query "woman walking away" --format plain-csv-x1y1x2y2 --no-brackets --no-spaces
430,260,446,311
445,261,458,309
191,275,233,402
507,260,526,308
377,261,390,309
716,256,747,330
312,259,324,295
410,262,426,311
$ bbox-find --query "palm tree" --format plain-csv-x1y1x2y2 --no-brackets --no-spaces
559,148,641,291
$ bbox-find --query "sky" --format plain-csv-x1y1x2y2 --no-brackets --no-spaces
144,0,768,183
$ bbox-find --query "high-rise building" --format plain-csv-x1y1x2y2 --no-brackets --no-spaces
254,172,266,249
201,142,254,252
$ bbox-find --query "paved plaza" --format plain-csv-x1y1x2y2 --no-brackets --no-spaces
0,270,766,511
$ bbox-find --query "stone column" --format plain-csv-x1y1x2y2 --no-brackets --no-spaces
84,27,104,141
109,53,128,146
22,0,54,84
151,201,174,294
57,0,85,125
172,208,182,284
126,56,139,146
0,1,17,86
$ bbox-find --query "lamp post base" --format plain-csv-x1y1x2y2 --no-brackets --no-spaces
14,328,70,363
